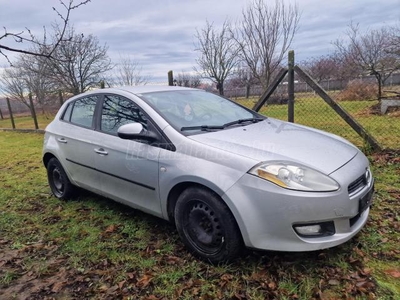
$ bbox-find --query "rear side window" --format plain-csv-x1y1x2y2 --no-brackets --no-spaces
68,96,98,128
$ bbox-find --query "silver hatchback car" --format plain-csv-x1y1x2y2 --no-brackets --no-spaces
43,86,374,263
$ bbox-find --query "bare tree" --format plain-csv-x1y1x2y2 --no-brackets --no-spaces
46,27,112,95
331,51,360,81
0,66,31,109
113,55,150,86
0,0,91,64
388,23,400,58
176,72,201,88
234,0,300,90
0,52,57,117
18,53,56,112
334,23,400,99
195,20,239,95
302,55,338,83
225,65,257,98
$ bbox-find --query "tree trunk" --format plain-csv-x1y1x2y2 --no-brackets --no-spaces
245,84,250,98
217,82,224,96
376,73,382,100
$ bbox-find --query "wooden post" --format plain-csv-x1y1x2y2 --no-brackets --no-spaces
288,50,295,123
168,71,174,86
252,68,288,112
58,91,64,107
29,93,39,130
294,65,382,151
6,97,15,129
0,107,3,120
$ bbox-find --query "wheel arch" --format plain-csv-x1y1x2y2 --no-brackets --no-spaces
166,182,237,229
43,152,75,185
171,181,245,262
43,152,57,167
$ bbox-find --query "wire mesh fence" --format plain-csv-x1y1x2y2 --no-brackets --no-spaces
1,73,399,151
227,71,400,151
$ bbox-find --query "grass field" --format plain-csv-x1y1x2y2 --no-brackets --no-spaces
0,130,399,299
0,113,53,130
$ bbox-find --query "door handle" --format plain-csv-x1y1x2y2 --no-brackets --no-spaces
94,148,108,155
57,137,67,143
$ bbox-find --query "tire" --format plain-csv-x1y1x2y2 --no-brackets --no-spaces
175,187,243,263
46,157,76,200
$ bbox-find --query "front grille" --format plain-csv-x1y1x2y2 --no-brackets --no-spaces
348,172,368,195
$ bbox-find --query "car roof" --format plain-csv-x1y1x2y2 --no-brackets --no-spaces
63,85,203,105
108,85,198,95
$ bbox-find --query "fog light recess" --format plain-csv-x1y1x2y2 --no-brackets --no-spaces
293,221,335,238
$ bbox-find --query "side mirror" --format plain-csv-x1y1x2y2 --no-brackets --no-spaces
117,123,158,141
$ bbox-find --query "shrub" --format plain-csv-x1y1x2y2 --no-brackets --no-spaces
336,80,378,101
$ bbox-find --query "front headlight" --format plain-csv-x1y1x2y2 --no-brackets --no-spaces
249,161,339,192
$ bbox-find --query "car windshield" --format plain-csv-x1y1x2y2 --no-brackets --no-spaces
139,90,264,133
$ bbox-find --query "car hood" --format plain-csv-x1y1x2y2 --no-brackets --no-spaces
188,118,358,174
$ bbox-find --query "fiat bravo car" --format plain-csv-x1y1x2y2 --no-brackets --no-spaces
43,86,374,263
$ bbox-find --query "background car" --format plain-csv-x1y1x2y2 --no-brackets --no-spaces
43,86,374,263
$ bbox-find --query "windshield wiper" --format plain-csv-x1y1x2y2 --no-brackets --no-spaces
222,117,265,128
181,125,225,132
181,118,264,132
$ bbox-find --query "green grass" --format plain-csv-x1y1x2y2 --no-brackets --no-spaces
0,113,54,129
0,131,399,299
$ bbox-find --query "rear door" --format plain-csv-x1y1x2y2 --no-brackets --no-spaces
55,95,101,193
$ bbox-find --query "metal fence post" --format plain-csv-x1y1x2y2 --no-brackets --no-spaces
288,50,295,123
29,93,39,130
6,97,15,129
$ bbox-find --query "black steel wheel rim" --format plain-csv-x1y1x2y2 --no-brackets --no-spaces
183,200,224,254
51,167,64,196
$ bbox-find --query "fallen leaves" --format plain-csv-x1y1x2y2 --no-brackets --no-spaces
384,269,400,278
328,279,340,286
104,224,118,234
1,144,399,299
136,272,154,289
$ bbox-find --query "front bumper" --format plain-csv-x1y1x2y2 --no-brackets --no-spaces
222,152,374,251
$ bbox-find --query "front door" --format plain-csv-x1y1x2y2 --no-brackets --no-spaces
93,94,162,216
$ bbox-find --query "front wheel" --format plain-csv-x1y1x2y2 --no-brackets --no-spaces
47,157,76,200
175,187,243,263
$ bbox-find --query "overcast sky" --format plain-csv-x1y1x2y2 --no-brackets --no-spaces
1,0,399,82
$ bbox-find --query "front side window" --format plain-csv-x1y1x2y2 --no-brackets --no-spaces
69,96,98,128
101,94,147,134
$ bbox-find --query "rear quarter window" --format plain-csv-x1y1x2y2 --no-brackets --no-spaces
61,103,73,121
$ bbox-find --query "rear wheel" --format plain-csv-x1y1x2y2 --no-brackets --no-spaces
47,158,76,200
175,187,242,263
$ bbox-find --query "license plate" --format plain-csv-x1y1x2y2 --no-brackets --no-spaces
359,185,374,213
